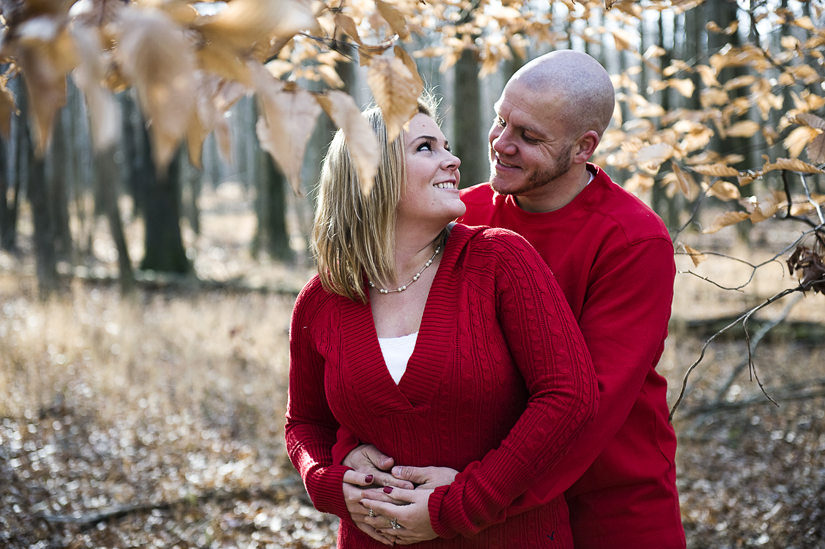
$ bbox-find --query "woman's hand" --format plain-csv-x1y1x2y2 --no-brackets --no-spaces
392,465,457,490
343,444,414,489
361,487,438,545
342,470,397,546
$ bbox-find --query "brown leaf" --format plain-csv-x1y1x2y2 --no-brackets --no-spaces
784,126,819,159
334,13,364,46
185,75,237,169
683,244,706,267
252,62,321,194
197,0,317,52
0,73,16,140
367,55,421,143
749,193,780,223
763,157,824,174
623,172,655,193
315,90,380,196
691,163,740,177
707,180,741,201
393,45,423,95
375,0,409,41
611,28,638,51
196,41,252,85
786,245,825,293
695,65,720,87
668,78,695,98
702,211,750,234
808,133,825,164
671,162,698,198
792,112,825,131
636,142,674,166
71,24,119,151
727,120,760,138
116,7,196,171
13,16,78,155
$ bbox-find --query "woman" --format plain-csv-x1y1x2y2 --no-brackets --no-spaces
285,97,598,548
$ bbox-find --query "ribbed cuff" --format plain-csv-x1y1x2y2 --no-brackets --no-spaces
307,464,352,522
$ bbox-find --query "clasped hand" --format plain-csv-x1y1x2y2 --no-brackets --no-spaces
342,444,457,545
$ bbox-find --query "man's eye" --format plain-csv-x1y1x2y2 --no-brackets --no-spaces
523,135,539,144
497,117,506,127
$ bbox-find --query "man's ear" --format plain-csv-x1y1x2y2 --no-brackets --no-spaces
573,130,600,164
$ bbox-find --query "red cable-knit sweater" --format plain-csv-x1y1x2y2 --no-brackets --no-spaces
285,224,598,548
458,164,685,548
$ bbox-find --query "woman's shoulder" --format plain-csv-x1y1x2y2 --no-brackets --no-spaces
294,275,339,315
451,223,546,271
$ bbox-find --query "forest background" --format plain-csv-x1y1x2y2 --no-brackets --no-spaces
1,0,824,547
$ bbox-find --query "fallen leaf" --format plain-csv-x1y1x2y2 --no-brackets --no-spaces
367,55,421,143
683,244,706,267
315,90,380,196
703,211,750,234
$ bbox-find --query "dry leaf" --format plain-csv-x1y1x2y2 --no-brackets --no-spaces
367,55,421,143
707,180,740,201
784,126,819,159
611,28,638,51
334,13,364,45
683,244,706,267
375,0,409,41
668,78,695,98
315,90,380,196
0,76,14,139
623,172,655,192
808,133,825,164
671,162,699,200
763,157,824,174
197,0,317,52
749,193,781,223
691,163,740,177
635,142,674,172
116,7,196,171
695,65,720,87
727,120,760,138
792,112,825,131
196,41,252,85
252,62,321,194
703,211,750,234
71,24,119,151
787,245,825,293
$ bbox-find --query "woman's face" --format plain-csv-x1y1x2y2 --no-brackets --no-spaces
398,113,465,227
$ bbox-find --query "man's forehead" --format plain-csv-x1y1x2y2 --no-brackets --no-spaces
495,89,552,132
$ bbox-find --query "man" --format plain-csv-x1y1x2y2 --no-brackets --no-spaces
341,50,686,547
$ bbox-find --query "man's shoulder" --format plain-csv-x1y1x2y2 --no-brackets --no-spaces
459,182,496,205
590,168,671,243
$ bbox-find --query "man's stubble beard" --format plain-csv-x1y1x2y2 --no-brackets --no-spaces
489,141,575,196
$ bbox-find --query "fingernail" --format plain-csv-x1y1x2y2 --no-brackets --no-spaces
365,474,374,484
375,530,383,534
383,486,393,494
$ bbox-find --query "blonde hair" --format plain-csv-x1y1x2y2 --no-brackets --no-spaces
313,96,439,302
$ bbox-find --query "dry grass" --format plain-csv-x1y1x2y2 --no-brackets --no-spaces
1,184,824,548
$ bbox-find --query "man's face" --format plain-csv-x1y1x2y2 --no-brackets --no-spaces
488,82,576,198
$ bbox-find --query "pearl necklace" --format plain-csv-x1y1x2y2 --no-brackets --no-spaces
368,245,441,294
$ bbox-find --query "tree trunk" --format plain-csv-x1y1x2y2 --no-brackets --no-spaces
453,47,488,188
95,145,135,292
28,133,59,298
138,123,190,274
49,108,74,260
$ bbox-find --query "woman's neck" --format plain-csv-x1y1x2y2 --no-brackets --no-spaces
390,229,442,288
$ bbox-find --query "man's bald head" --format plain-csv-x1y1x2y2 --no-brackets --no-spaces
508,50,615,140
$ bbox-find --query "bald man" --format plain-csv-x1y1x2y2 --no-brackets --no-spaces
340,51,685,548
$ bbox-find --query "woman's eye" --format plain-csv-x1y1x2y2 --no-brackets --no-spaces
417,142,433,152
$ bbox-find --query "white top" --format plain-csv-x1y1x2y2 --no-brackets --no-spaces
377,332,418,384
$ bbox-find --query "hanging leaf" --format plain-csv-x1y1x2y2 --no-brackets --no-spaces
672,162,699,199
784,126,819,159
197,0,317,52
692,163,740,177
375,0,409,41
116,7,196,171
393,45,423,94
683,244,707,267
623,172,655,192
727,120,760,138
668,78,695,98
707,180,741,201
749,193,781,223
808,133,825,164
252,63,322,194
694,65,720,87
71,24,119,151
763,157,824,174
703,211,750,234
334,13,364,46
0,74,14,139
635,142,674,172
611,28,638,51
792,112,825,131
738,170,762,186
315,90,380,196
367,55,421,143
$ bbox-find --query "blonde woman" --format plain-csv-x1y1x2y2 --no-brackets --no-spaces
285,98,598,548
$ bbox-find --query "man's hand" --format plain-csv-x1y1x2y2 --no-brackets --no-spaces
361,487,437,545
392,465,457,490
342,444,414,490
342,470,396,546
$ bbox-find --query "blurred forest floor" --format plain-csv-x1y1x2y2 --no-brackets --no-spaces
0,183,823,548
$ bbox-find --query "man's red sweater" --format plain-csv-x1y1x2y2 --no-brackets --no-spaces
457,164,685,548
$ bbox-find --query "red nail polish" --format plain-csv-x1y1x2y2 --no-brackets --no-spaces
383,486,393,494
375,530,383,534
365,474,374,483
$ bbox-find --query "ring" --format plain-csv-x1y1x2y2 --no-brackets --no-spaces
390,518,401,530
368,509,375,518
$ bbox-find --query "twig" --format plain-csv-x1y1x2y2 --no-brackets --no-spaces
680,383,825,418
39,477,301,525
671,184,710,242
669,280,820,421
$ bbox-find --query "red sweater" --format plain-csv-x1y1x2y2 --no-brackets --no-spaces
458,164,685,548
286,225,598,548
